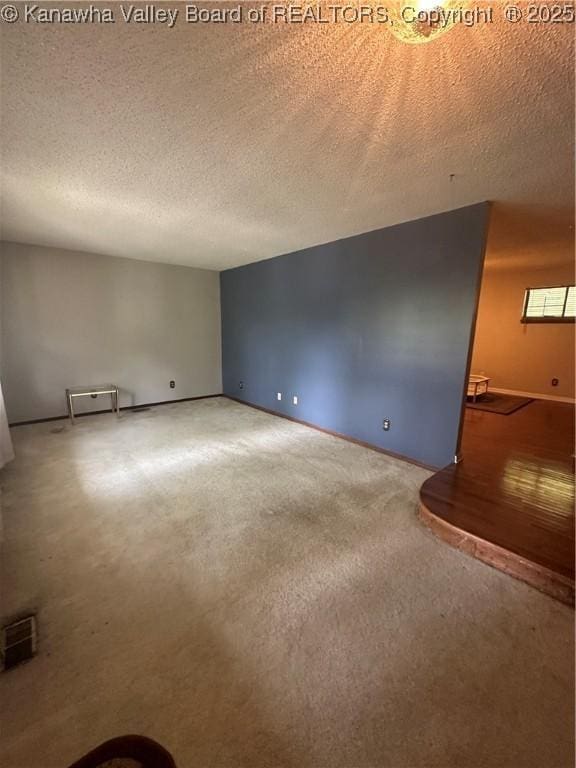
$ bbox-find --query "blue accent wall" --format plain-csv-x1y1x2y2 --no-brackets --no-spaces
220,204,489,468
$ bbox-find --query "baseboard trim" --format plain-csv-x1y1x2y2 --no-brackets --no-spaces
224,395,439,472
9,394,222,427
490,387,575,404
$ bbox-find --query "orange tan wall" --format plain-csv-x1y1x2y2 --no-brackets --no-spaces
471,262,575,400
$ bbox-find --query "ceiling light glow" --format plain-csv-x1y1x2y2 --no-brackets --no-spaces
389,1,471,44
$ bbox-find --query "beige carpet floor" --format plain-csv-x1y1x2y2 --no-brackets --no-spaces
0,397,573,767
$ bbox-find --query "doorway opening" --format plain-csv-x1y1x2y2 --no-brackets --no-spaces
421,205,575,604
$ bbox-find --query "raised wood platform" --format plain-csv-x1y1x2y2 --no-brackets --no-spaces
420,399,575,605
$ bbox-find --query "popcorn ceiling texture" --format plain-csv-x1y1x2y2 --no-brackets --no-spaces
0,8,573,269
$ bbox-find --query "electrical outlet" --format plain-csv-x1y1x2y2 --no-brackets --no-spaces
552,378,559,387
277,392,282,401
169,380,175,389
239,381,244,390
293,396,298,406
383,418,391,431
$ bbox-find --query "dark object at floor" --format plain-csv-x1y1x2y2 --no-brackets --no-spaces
130,407,151,413
2,615,37,671
420,400,575,604
466,392,534,415
67,735,176,768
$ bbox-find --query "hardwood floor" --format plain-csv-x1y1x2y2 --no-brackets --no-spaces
420,399,575,604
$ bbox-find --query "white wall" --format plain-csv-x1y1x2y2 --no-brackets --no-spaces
0,242,222,423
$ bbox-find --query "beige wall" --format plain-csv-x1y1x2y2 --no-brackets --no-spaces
471,261,575,400
0,242,222,422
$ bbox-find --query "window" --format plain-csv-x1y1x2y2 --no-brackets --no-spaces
521,285,576,323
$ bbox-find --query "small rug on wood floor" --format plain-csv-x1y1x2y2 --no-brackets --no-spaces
67,736,176,768
466,393,534,415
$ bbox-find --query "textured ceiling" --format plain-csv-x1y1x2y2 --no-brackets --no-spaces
1,3,574,270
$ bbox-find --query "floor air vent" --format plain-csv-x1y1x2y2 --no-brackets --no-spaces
2,615,37,671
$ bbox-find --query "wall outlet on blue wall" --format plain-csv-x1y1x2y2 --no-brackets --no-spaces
277,392,282,401
383,418,391,431
239,381,244,389
220,202,490,467
293,396,298,405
